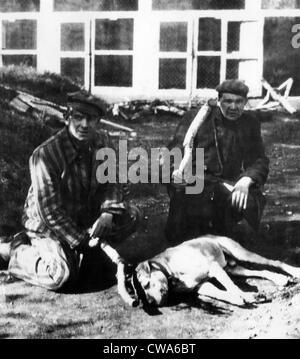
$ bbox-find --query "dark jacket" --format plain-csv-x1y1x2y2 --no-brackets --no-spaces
169,106,269,186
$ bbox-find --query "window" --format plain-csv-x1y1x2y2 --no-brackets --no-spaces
60,23,85,85
153,0,245,10
61,58,85,84
226,59,240,79
1,19,37,68
160,22,187,52
95,19,133,50
158,21,188,90
159,58,186,89
198,18,221,51
227,22,241,53
94,18,134,87
2,20,37,50
196,18,221,89
95,55,132,87
61,23,85,51
197,56,220,88
0,0,39,12
54,0,138,11
194,18,261,93
225,21,260,85
262,0,300,9
2,55,37,67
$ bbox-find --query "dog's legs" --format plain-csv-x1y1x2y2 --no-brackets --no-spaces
116,261,138,307
100,242,138,307
216,236,300,278
227,265,290,286
208,263,257,305
197,282,238,305
197,282,249,306
100,242,120,264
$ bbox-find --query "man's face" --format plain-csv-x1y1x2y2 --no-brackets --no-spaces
68,109,98,141
219,93,247,121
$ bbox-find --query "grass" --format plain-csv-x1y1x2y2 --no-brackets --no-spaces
0,65,81,104
0,65,81,233
270,114,300,144
0,107,55,233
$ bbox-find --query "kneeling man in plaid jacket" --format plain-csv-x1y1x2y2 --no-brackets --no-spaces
0,91,140,291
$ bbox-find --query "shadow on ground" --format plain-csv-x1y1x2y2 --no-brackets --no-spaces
76,249,117,293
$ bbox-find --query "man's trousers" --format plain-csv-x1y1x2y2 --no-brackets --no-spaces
165,181,266,245
8,205,140,291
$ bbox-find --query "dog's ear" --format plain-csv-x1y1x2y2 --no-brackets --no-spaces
136,261,151,287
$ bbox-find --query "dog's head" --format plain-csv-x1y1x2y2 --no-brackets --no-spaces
135,260,169,307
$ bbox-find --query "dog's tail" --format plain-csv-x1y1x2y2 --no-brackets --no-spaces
216,235,300,278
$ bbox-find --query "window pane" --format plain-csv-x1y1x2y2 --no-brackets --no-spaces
197,56,220,88
153,0,245,10
159,58,186,89
95,55,132,87
61,58,85,85
2,55,37,68
160,22,187,52
198,18,221,51
54,0,138,11
2,20,37,50
227,22,241,52
226,59,240,79
0,0,39,12
262,0,300,9
95,19,133,50
61,23,85,51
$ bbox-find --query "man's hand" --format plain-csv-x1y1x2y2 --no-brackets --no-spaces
231,176,254,211
90,212,113,240
172,169,187,188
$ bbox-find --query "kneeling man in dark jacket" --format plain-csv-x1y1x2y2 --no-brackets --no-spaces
165,80,269,244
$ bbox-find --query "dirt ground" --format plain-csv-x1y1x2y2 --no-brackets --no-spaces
1,110,300,339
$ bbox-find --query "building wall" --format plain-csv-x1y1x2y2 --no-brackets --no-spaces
264,17,300,95
0,0,299,102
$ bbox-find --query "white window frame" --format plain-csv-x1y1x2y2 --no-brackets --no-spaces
91,13,136,92
0,13,39,68
156,18,193,94
194,14,264,97
58,16,90,88
3,0,300,102
152,10,264,99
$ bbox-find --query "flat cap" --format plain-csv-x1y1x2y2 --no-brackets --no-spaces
67,90,107,117
216,79,249,98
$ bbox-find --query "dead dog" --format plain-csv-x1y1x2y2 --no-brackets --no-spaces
133,235,300,307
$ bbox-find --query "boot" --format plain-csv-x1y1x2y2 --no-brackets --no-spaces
0,232,31,269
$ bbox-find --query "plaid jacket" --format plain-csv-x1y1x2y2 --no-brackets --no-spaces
169,106,269,186
22,127,125,249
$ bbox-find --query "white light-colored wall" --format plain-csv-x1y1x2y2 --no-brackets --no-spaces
0,0,299,103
